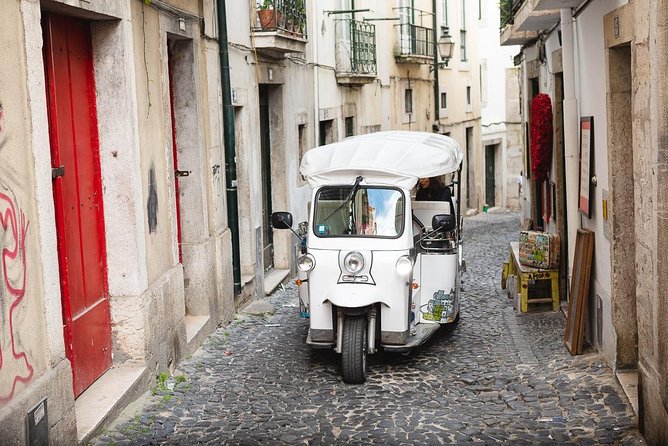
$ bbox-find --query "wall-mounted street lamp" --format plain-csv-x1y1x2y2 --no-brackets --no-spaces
437,26,455,67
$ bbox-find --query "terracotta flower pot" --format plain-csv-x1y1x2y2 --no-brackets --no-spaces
257,9,276,29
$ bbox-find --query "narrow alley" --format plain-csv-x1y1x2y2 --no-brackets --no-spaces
91,212,643,445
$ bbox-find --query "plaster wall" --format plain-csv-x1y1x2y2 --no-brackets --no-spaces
653,0,668,442
0,1,73,442
227,0,313,295
479,0,521,210
572,0,626,365
479,0,518,127
1,0,232,442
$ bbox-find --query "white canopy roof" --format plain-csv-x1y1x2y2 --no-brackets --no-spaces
300,131,463,188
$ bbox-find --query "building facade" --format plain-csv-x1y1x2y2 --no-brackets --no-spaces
479,0,522,211
501,0,668,443
0,0,487,442
0,0,233,443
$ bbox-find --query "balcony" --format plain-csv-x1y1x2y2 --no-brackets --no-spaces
335,19,377,85
252,0,307,56
499,0,560,46
394,7,434,64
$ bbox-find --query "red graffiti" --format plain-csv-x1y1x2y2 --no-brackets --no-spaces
0,192,33,404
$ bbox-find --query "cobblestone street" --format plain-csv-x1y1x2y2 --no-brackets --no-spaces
92,212,644,445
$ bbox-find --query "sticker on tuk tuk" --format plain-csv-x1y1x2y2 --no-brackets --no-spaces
420,289,455,322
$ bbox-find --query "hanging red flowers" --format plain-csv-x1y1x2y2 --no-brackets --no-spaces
530,93,553,182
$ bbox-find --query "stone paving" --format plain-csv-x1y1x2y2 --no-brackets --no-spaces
92,212,645,445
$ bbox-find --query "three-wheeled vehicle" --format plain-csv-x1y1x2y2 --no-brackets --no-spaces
272,131,464,383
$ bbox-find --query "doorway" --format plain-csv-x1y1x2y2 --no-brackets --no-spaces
465,126,475,209
554,71,568,300
484,144,497,208
607,43,637,368
167,43,184,264
259,85,274,272
43,14,112,397
528,77,543,230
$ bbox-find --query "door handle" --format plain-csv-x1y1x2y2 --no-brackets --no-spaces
52,166,65,179
175,170,191,178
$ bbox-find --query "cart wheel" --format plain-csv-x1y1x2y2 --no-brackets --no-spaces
341,316,367,384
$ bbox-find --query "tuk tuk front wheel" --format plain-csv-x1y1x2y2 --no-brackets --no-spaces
341,316,367,384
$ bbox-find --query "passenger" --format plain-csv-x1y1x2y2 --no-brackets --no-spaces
416,176,450,202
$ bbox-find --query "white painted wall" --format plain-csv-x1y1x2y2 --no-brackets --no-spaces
572,0,627,364
479,0,521,210
479,0,519,127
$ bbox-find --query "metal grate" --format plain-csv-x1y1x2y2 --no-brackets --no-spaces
335,19,377,75
254,0,308,37
395,7,434,58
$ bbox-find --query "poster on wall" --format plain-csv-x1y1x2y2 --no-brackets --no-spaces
579,117,594,217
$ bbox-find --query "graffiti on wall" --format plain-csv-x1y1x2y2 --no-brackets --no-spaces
0,188,33,404
147,164,158,233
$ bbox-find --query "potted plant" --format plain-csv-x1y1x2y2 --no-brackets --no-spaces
257,0,277,29
293,0,305,34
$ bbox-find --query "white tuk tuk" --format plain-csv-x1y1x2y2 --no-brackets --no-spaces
272,131,464,383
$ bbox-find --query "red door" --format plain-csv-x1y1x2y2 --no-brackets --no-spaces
43,14,112,397
168,51,184,263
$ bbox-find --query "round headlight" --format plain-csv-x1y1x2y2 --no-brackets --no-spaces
395,255,413,276
344,251,365,274
297,254,315,272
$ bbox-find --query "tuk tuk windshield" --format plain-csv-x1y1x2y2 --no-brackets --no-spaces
313,186,405,238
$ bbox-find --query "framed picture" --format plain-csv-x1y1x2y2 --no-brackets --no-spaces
579,117,594,217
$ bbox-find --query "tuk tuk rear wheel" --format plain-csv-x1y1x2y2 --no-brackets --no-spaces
341,316,367,384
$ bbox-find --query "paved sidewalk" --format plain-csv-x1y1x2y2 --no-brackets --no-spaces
91,212,645,445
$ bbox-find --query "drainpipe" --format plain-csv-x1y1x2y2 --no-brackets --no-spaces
217,0,241,295
561,7,579,278
432,0,440,130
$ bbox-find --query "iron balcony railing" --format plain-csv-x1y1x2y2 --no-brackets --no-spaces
394,7,434,58
335,19,377,75
500,0,525,28
254,0,307,37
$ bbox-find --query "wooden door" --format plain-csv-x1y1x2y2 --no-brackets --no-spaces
43,14,112,397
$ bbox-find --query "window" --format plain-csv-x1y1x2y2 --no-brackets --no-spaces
405,88,413,114
313,186,405,238
440,92,447,109
461,0,466,30
319,119,334,146
298,124,307,182
460,30,467,61
442,0,448,26
345,117,354,137
466,86,471,105
298,124,307,160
